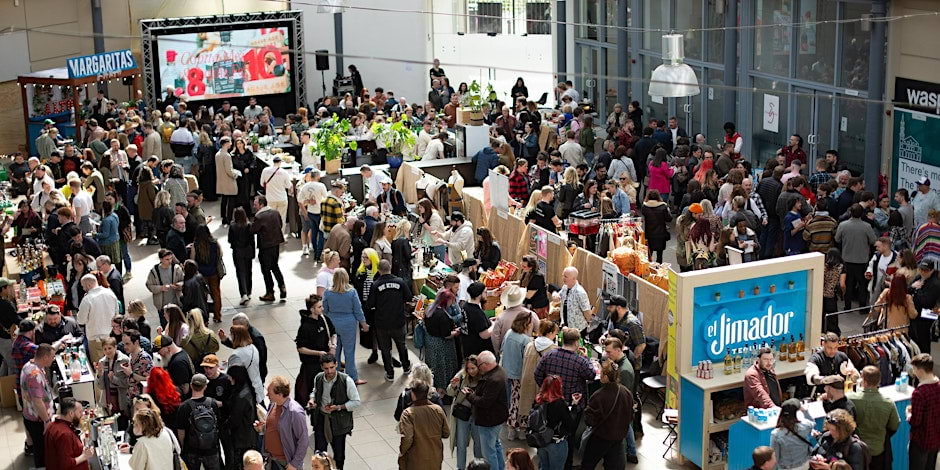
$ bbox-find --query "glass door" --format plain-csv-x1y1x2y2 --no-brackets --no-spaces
793,88,833,160
577,45,598,108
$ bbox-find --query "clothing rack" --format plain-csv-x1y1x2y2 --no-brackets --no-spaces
825,304,885,317
843,324,910,340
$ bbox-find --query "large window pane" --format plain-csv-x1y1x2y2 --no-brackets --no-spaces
706,68,726,144
641,55,668,122
751,77,788,165
643,0,667,53
795,0,836,85
841,3,870,90
606,47,620,114
526,2,552,35
469,1,503,34
605,0,617,44
836,96,866,174
754,0,791,76
676,0,703,61
579,0,600,41
705,0,726,64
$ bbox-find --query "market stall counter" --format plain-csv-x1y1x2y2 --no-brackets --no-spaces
56,346,95,404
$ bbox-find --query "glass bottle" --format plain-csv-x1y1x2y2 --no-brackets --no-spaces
779,337,789,362
724,349,733,375
796,334,805,360
788,335,797,362
733,349,743,374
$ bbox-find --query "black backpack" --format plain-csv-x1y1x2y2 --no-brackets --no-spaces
188,399,219,451
525,403,556,448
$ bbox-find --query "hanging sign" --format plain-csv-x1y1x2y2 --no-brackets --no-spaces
66,50,137,80
763,94,780,133
892,108,940,197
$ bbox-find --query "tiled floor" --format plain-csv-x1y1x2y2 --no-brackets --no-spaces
0,198,898,470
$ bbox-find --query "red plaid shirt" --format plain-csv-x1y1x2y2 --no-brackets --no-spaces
509,170,529,203
911,380,940,451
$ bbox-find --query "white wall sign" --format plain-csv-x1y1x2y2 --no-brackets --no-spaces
488,169,510,214
762,94,780,133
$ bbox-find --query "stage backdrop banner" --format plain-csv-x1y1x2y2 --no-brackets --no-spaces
157,27,291,100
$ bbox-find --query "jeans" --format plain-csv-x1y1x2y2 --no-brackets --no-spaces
454,417,483,470
307,213,325,258
24,418,44,468
759,218,780,259
473,423,504,470
121,240,132,273
624,425,637,457
910,440,938,470
258,246,285,294
183,452,223,470
375,326,411,376
233,253,253,297
314,412,349,469
537,439,568,470
331,314,360,380
580,435,626,470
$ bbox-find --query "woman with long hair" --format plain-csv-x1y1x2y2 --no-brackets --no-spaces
872,273,918,330
232,138,256,215
640,189,671,263
144,367,181,431
520,256,550,318
180,259,210,324
511,77,528,99
226,324,264,402
137,166,158,244
647,148,675,204
687,204,717,270
693,153,714,184
164,165,189,207
506,448,536,470
66,253,92,314
371,221,395,262
391,220,414,282
770,399,814,470
702,170,720,204
417,198,447,261
196,125,217,201
181,308,219,364
228,207,254,306
474,227,501,272
317,249,341,297
350,219,367,273
423,288,460,394
894,248,918,286
573,179,600,212
189,225,223,322
354,248,383,363
128,407,179,470
534,374,574,470
501,312,534,440
674,209,696,272
555,167,581,220
323,268,369,385
225,365,260,467
394,364,444,420
95,200,122,272
152,190,174,248
158,304,189,346
822,248,845,336
446,356,482,470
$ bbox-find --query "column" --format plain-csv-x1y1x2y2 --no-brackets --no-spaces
864,0,887,192
722,0,738,124
556,0,567,83
616,0,629,103
91,0,107,95
334,12,345,75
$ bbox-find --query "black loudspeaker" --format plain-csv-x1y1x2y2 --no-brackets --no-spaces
121,76,134,86
315,50,330,71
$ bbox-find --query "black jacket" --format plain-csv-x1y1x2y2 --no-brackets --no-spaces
640,201,671,241
227,223,255,257
181,274,210,317
425,308,457,338
834,189,856,221
366,274,413,329
166,228,187,264
912,271,940,312
475,242,501,271
227,385,259,449
756,177,784,222
376,189,407,217
295,312,335,366
391,238,413,282
104,268,125,308
633,137,656,180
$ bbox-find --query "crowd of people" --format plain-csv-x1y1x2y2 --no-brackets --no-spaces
7,59,940,470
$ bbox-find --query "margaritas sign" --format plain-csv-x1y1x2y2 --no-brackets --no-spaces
690,271,808,364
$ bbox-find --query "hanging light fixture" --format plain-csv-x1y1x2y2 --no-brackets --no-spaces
648,34,700,98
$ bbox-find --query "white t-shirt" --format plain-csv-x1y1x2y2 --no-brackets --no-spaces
317,268,335,292
72,191,93,219
259,166,293,203
424,139,445,160
301,143,317,170
298,180,328,214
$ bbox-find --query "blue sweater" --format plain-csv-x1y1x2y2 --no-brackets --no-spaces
500,331,531,380
472,147,500,183
96,213,119,245
323,289,366,323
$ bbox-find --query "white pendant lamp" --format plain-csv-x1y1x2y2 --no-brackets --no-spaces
648,34,701,98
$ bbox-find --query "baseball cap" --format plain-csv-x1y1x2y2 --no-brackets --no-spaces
44,119,55,125
918,259,936,270
820,375,845,388
0,278,15,289
200,354,220,368
918,176,931,186
152,334,174,350
191,373,208,388
272,155,282,163
467,281,486,299
303,166,316,175
779,398,801,420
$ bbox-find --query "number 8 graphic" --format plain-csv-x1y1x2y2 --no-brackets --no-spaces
187,67,206,96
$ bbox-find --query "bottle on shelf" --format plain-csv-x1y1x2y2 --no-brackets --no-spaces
779,337,789,362
733,349,743,373
796,334,805,360
788,335,797,362
724,349,733,375
769,339,776,359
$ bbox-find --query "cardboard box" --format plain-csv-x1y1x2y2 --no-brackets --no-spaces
0,375,17,408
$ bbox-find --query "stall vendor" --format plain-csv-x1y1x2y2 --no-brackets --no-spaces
804,332,857,395
744,347,783,409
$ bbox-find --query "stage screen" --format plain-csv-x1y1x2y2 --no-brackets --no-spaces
156,26,292,101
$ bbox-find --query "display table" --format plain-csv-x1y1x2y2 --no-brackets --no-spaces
56,353,95,404
726,385,913,470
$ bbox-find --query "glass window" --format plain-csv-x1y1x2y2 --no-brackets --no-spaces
579,0,600,41
795,0,836,85
525,1,552,35
676,0,703,61
468,1,503,34
641,55,668,122
841,3,869,90
606,47,620,115
754,0,792,77
604,0,617,44
706,68,726,144
836,96,866,174
751,77,789,165
704,0,727,63
642,0,667,53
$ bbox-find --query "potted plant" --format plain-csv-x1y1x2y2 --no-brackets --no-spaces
312,115,357,174
247,133,260,152
462,80,492,126
370,119,416,168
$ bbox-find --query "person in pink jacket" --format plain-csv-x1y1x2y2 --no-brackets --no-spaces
647,148,675,203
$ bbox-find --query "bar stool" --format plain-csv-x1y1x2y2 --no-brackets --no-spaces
661,408,679,459
640,375,667,419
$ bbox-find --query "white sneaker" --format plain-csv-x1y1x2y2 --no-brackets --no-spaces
240,295,249,305
507,428,517,440
302,246,310,256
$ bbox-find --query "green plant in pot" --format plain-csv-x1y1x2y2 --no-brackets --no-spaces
312,115,357,174
464,80,492,126
370,119,416,167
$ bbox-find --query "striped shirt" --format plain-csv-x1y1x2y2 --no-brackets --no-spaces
914,222,940,263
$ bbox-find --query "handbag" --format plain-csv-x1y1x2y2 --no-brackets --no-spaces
579,386,623,458
452,402,473,421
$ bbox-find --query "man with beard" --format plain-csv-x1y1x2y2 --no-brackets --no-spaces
44,397,95,470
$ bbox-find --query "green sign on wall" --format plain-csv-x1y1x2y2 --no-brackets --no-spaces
892,108,940,196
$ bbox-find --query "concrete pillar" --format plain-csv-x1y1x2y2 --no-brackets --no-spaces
616,0,629,103
334,12,344,75
91,0,107,94
722,0,738,124
556,0,567,83
864,0,886,193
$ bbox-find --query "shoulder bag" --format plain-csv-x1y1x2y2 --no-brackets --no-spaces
579,386,623,458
